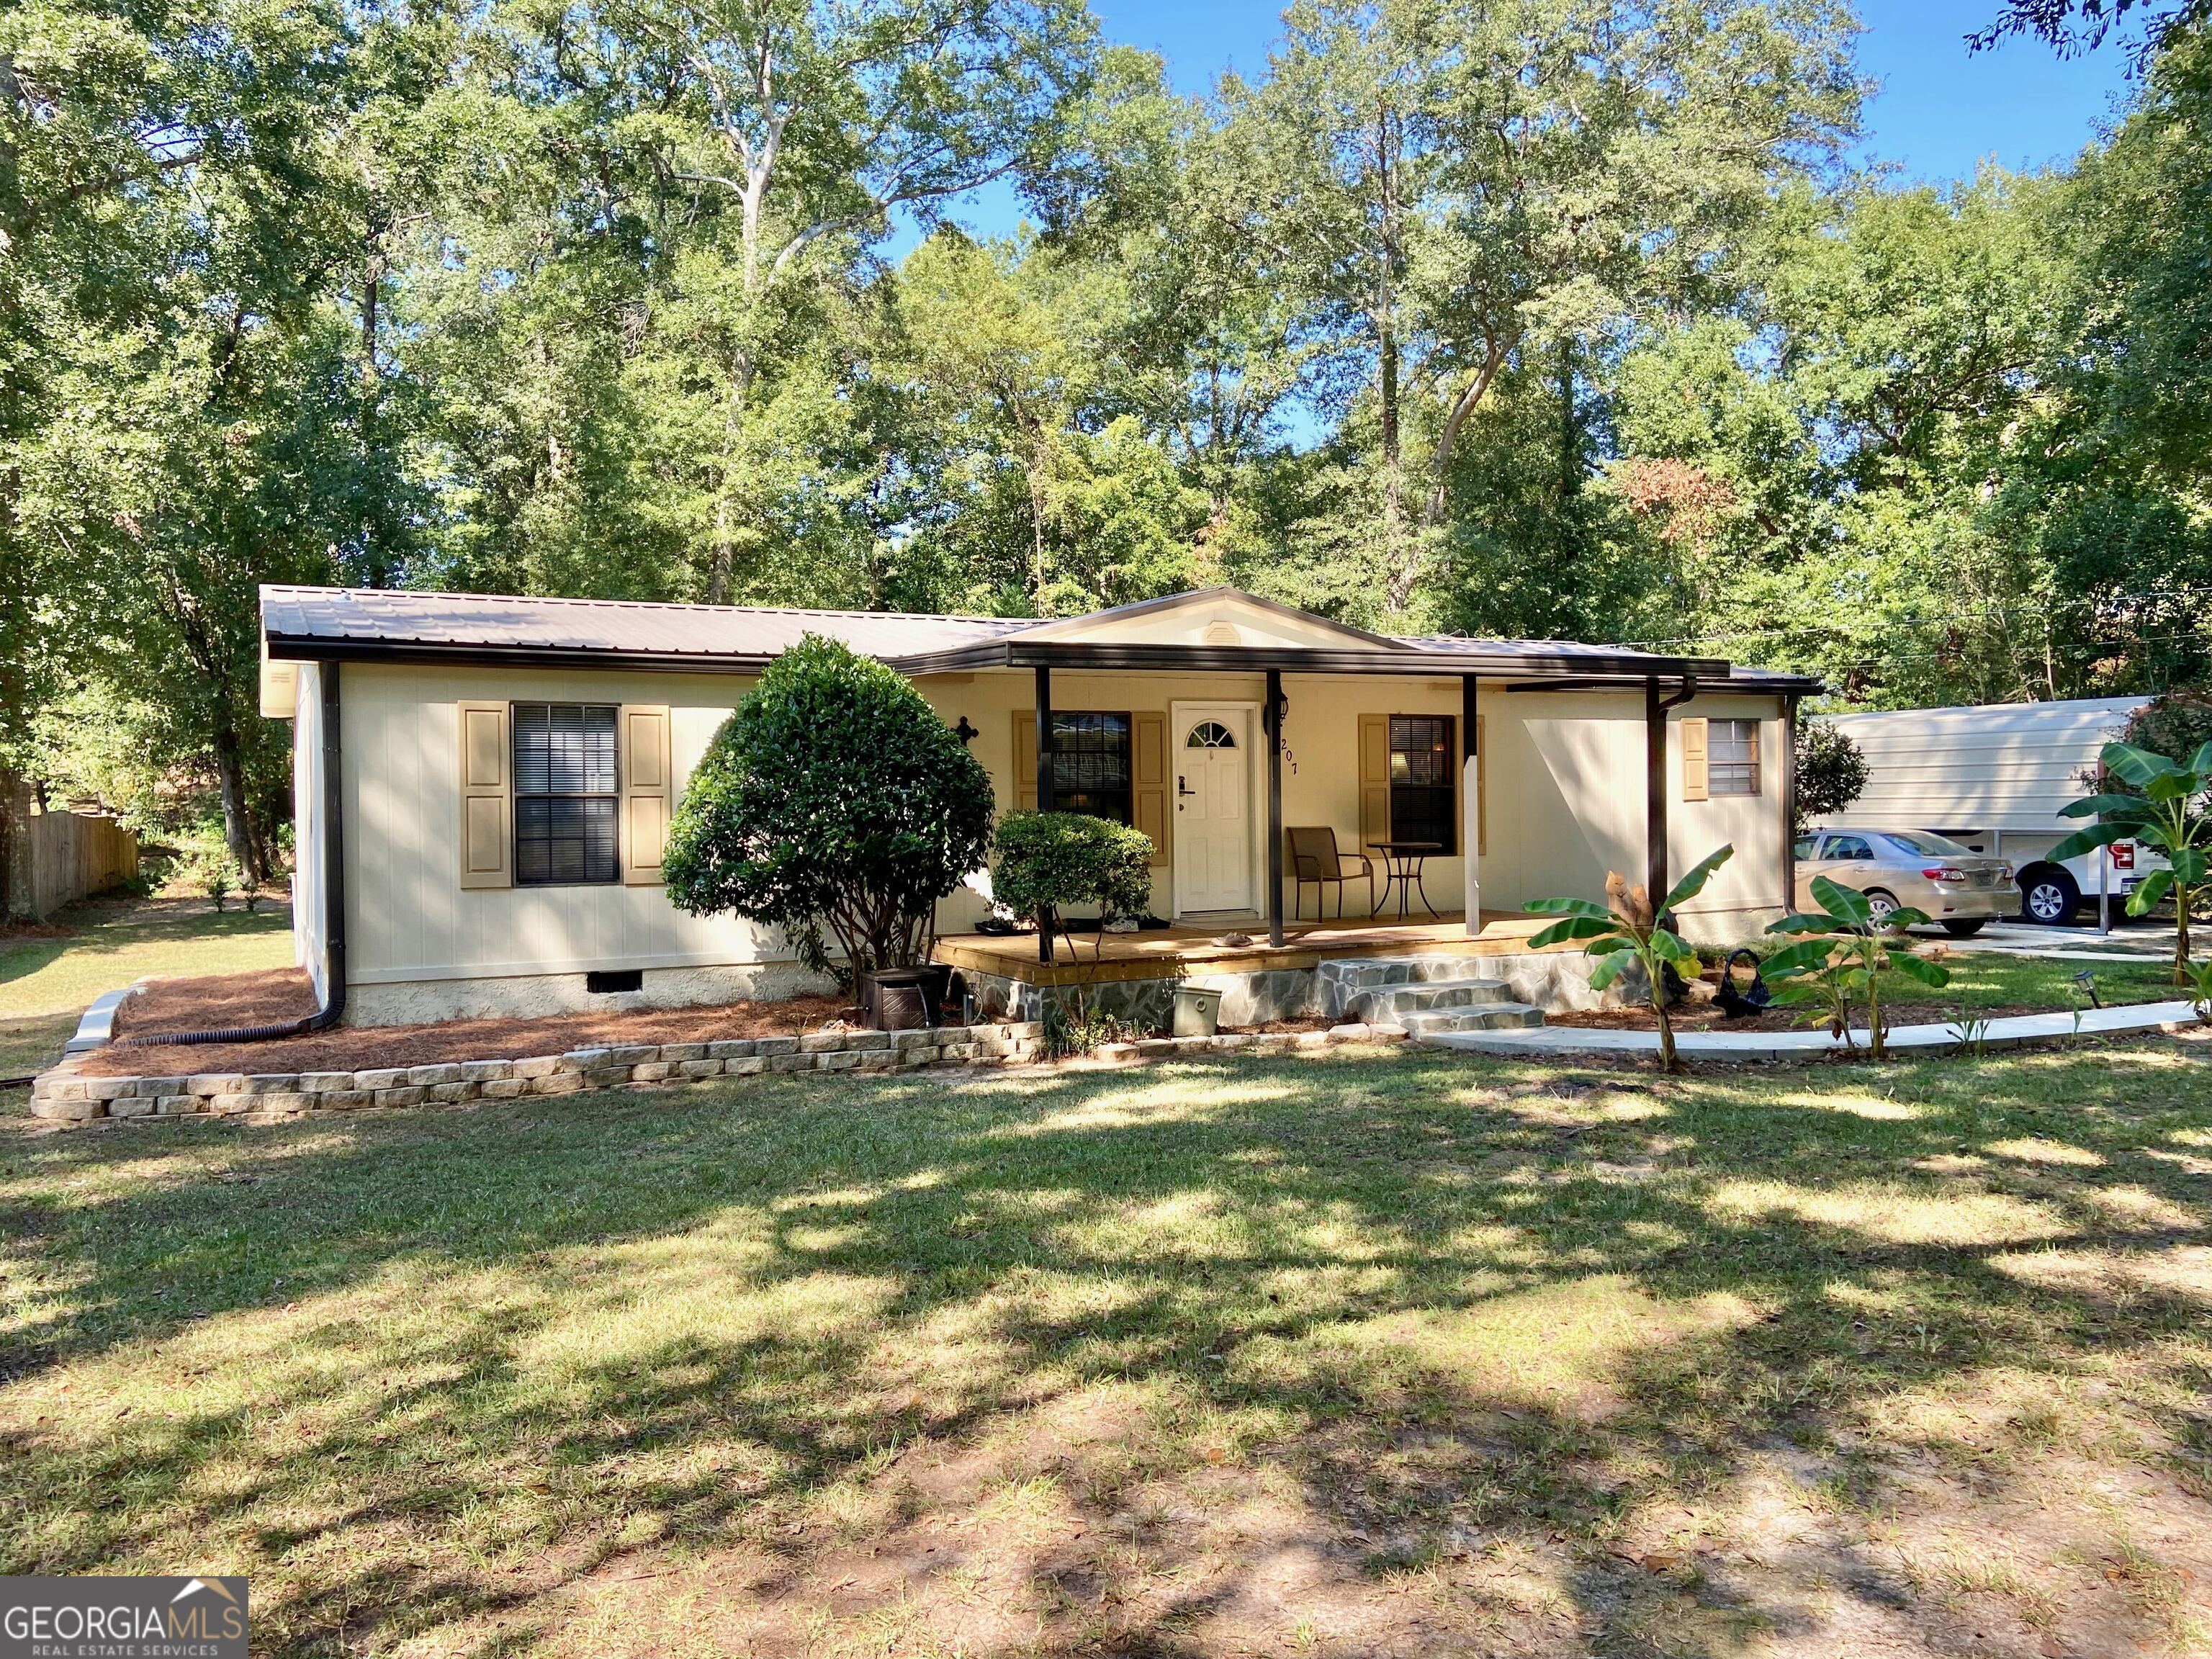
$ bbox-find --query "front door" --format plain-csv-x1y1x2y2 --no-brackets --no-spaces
1174,706,1254,913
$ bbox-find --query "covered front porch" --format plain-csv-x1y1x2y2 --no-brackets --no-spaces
934,910,1549,990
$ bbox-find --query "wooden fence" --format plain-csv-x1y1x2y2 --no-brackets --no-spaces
2,790,140,921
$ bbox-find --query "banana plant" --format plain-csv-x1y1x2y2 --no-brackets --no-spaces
1528,845,1733,1074
1762,875,1950,1059
2051,739,2211,986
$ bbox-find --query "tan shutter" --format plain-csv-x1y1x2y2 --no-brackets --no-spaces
1681,715,1709,802
1359,713,1391,850
1012,711,1038,811
620,704,673,884
1133,710,1169,866
1476,713,1487,856
457,701,511,889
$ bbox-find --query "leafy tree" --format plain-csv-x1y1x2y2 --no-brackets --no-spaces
1795,721,1870,833
663,635,996,983
1527,845,1735,1073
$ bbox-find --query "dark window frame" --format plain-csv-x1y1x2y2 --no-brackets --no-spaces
1388,714,1457,855
512,702,621,886
1049,711,1133,825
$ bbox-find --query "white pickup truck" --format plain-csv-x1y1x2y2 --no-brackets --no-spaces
1812,696,2168,926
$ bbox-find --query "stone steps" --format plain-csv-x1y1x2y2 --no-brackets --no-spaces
1318,953,1547,1035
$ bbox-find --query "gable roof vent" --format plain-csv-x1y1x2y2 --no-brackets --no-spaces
1202,621,1242,645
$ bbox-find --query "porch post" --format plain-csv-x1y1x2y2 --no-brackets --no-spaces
1645,678,1668,910
1265,668,1284,948
1463,676,1480,937
1035,665,1053,963
1781,693,1801,916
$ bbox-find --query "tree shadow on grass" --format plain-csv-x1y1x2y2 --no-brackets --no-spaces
2,1043,2211,1654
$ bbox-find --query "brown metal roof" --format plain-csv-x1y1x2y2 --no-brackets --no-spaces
261,584,1817,691
260,586,1031,667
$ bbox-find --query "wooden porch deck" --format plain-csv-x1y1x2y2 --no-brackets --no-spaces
933,910,1555,988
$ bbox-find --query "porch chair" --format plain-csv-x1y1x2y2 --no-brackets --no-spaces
1285,826,1378,920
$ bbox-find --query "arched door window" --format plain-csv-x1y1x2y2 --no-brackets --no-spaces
1186,720,1238,749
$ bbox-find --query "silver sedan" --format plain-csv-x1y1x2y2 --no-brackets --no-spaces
1794,829,2016,937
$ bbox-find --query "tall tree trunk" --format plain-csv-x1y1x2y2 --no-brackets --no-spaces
210,719,264,886
1375,101,1401,533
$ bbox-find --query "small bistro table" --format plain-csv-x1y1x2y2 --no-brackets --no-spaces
1373,841,1443,920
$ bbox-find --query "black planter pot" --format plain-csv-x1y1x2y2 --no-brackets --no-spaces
863,967,942,1030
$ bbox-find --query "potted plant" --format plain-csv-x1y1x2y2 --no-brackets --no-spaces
991,811,1155,963
662,635,995,1026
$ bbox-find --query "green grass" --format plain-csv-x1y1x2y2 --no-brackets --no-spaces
6,1041,2212,1656
0,895,293,1020
0,896,293,1082
1885,946,2179,1012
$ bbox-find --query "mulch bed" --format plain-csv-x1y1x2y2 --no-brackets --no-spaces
82,969,855,1077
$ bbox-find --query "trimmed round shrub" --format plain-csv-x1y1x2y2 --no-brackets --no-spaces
993,811,1154,927
662,634,994,983
1795,720,1869,834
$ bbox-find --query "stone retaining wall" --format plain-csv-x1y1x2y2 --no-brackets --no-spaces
25,1019,1409,1127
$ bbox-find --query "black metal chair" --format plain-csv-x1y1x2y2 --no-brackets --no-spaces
1286,827,1378,920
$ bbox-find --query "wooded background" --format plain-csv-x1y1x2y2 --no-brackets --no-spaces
6,0,2209,878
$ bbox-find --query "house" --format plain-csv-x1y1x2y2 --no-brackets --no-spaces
258,584,1816,1025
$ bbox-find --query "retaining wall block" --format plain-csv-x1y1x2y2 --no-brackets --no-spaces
658,1043,706,1063
207,1094,253,1115
559,1048,611,1073
355,1069,408,1091
531,1074,585,1097
723,1057,767,1076
459,1061,513,1084
815,1050,861,1071
109,1095,157,1119
407,1065,462,1087
427,1081,480,1105
35,1078,89,1102
375,1086,428,1108
938,1042,975,1062
755,1036,799,1057
479,1079,528,1100
33,1095,99,1121
300,1071,356,1094
512,1056,559,1081
86,1077,139,1102
604,1046,658,1066
767,1053,817,1073
799,1030,848,1054
629,1061,674,1082
582,1066,631,1089
188,1074,249,1097
894,1048,940,1068
893,1028,941,1051
156,1094,204,1115
707,1040,757,1060
845,1031,894,1052
320,1089,375,1111
678,1058,724,1079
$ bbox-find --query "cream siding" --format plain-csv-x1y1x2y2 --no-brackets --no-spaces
292,660,330,994
324,660,1790,995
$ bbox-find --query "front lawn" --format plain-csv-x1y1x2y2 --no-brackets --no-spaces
6,1043,2212,1655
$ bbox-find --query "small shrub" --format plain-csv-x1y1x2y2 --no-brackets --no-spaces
1795,721,1870,835
993,811,1154,958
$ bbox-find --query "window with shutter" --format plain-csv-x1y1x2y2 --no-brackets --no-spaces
513,703,619,885
1680,716,1710,802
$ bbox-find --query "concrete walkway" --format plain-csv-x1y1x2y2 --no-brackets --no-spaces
1421,999,2205,1063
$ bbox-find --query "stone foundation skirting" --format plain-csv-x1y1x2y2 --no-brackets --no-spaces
24,1020,1411,1127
